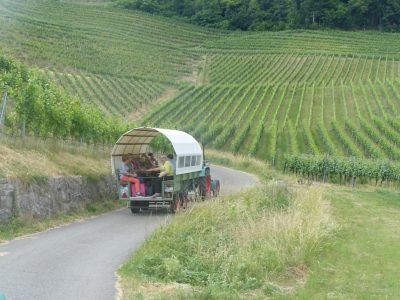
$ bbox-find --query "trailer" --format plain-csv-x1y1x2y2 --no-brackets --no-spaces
111,127,220,213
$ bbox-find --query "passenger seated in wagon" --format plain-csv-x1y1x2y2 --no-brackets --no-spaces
119,155,141,196
147,152,158,167
146,155,174,197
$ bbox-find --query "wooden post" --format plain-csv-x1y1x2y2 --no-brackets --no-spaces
0,88,8,136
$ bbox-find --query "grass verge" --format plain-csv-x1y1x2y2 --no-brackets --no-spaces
206,149,278,180
118,182,336,299
0,199,122,242
0,136,111,181
285,187,400,299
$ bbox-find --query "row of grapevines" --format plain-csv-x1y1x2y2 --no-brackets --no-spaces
213,125,237,148
230,86,266,152
177,85,222,127
302,55,323,84
345,120,383,159
279,55,306,84
377,80,398,115
359,118,400,160
269,122,278,165
270,54,295,85
183,87,231,133
308,83,315,126
248,86,276,155
316,122,339,155
303,126,320,155
284,154,400,184
315,55,334,85
309,55,328,84
190,87,235,137
368,79,387,118
288,121,299,155
387,117,400,134
294,83,306,128
331,121,363,157
349,56,361,82
331,81,336,121
281,82,298,129
372,117,400,147
271,83,289,124
359,83,374,118
333,56,348,85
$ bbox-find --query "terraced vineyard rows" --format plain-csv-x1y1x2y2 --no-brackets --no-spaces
0,0,223,118
3,0,400,172
146,78,400,164
44,70,166,117
207,54,400,86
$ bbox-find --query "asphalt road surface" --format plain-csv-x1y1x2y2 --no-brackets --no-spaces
0,165,257,300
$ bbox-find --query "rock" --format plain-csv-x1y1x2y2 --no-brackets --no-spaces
0,208,11,224
0,176,117,221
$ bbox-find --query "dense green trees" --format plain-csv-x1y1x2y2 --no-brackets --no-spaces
116,0,400,31
0,55,129,143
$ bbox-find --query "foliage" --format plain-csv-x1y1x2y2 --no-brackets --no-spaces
0,55,130,143
149,134,174,154
284,154,400,184
116,0,400,31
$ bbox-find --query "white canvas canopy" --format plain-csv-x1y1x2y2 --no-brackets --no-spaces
111,127,203,176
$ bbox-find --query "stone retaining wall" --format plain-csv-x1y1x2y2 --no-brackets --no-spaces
0,176,117,224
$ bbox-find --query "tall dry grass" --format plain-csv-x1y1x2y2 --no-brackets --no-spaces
119,181,337,299
0,136,111,180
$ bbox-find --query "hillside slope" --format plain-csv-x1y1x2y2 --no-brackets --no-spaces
2,0,400,164
0,0,223,117
146,31,400,163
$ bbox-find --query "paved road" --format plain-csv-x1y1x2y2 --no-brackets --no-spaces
0,166,257,300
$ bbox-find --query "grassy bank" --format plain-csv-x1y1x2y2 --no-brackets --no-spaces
0,136,121,242
205,149,277,180
119,182,336,299
0,136,111,181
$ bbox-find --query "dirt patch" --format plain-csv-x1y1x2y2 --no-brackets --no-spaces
119,277,194,300
128,87,179,122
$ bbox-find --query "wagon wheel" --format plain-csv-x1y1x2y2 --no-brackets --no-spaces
130,207,140,214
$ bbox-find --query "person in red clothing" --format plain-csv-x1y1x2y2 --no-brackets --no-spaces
119,155,141,196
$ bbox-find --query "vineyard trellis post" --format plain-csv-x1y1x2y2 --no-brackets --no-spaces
0,87,8,137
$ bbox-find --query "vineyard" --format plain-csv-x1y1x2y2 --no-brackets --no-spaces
0,0,222,116
2,0,400,182
0,55,128,143
146,76,400,162
43,70,165,117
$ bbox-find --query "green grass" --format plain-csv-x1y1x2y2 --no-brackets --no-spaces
287,187,400,299
119,183,336,299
